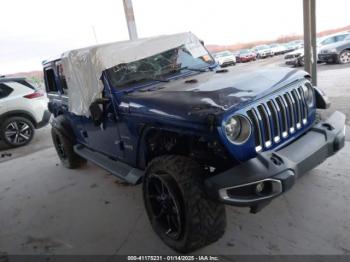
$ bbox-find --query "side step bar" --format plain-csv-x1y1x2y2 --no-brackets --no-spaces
74,144,143,185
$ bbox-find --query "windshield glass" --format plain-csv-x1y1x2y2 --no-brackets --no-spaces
107,44,215,87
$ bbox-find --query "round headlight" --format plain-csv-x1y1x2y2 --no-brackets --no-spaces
224,115,251,144
302,82,314,107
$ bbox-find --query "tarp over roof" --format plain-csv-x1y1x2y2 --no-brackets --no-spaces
60,32,203,116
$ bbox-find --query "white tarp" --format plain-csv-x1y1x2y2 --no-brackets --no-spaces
61,32,204,116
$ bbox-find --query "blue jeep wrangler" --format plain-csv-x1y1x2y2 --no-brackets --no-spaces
43,33,346,252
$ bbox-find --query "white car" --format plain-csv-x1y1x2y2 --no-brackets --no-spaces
0,76,50,147
253,45,274,58
213,51,236,67
269,43,287,55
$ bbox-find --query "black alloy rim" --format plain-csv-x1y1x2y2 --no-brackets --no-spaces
146,173,183,240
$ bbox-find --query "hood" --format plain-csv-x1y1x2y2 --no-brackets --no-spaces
121,68,308,123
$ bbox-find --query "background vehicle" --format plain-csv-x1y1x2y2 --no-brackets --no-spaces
285,32,350,67
288,39,304,50
213,50,236,66
283,42,298,52
269,43,288,55
0,76,50,147
318,35,350,64
253,45,274,58
45,33,345,253
237,49,257,62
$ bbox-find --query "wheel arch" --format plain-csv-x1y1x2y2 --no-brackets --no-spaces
136,125,233,171
51,114,77,143
0,110,37,128
136,125,202,169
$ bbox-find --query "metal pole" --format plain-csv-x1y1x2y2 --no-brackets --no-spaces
303,0,317,85
123,0,138,40
310,0,317,86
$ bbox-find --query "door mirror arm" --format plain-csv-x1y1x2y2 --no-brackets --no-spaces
89,101,104,126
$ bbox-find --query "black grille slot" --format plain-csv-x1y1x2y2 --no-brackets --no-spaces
247,109,262,151
267,100,280,142
291,89,302,128
275,96,288,137
297,86,309,124
257,105,272,147
283,93,295,132
246,84,310,152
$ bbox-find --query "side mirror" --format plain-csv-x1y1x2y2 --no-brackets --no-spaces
89,101,103,126
95,97,110,105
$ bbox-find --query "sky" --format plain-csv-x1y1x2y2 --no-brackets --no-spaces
0,0,349,74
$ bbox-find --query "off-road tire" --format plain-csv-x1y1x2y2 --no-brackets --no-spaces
0,116,35,148
143,155,226,253
51,127,86,169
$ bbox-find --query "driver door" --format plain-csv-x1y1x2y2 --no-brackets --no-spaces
81,80,124,159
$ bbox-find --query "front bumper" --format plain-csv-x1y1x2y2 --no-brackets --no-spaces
318,53,338,63
219,60,236,66
204,111,346,211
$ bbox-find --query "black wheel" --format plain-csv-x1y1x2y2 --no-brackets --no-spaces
0,116,34,147
143,155,226,253
51,127,86,169
338,50,350,64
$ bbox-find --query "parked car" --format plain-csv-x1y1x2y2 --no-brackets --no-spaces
213,50,236,67
284,49,305,67
253,45,274,58
283,42,298,53
44,32,345,253
318,36,350,64
0,76,50,147
285,32,350,66
237,49,257,62
288,40,304,50
269,43,288,55
230,50,240,62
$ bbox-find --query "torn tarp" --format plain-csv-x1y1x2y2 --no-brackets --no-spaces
60,32,204,116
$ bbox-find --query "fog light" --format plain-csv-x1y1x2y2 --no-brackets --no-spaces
255,182,265,194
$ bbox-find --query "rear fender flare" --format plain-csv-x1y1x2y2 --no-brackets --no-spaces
51,115,76,143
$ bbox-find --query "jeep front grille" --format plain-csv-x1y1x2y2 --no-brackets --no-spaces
247,86,309,152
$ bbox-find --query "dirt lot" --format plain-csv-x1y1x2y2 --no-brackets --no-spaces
1,56,350,255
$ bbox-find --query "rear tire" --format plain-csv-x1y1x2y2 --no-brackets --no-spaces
51,127,86,169
0,116,35,148
143,155,226,253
